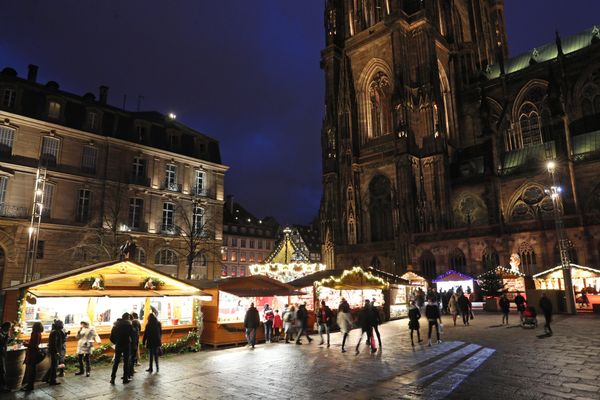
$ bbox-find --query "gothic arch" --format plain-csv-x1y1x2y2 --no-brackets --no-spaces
481,246,500,271
506,182,553,222
357,59,394,141
419,250,436,280
449,248,467,273
512,79,549,121
517,241,537,275
573,66,600,117
510,80,550,149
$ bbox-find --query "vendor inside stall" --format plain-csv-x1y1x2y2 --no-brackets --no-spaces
533,264,600,310
433,270,475,295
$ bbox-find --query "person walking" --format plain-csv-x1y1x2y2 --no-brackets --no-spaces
370,300,382,351
43,320,65,386
295,303,313,345
129,312,141,377
282,305,294,343
263,304,274,343
448,293,459,326
109,313,134,384
514,291,526,322
499,294,511,325
243,302,260,349
539,293,553,336
425,297,442,346
408,301,422,346
143,313,162,373
75,321,100,377
0,322,12,392
316,300,333,348
457,293,471,326
21,321,43,391
272,310,283,342
355,300,376,355
337,298,352,353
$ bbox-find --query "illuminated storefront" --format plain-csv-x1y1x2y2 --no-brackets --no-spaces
433,270,476,293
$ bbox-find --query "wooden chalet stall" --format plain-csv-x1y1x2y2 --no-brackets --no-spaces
198,275,298,347
478,266,526,301
366,267,409,320
433,270,476,294
533,264,600,311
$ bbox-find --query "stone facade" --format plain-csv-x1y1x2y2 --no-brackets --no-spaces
319,0,600,282
0,65,228,287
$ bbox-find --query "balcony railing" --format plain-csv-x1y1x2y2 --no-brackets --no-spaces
162,180,182,193
0,203,29,219
130,175,151,187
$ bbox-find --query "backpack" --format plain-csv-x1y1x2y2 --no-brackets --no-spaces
284,311,292,322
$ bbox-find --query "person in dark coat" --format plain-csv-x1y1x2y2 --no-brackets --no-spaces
539,293,553,335
425,297,442,346
143,313,162,373
295,303,313,345
129,312,141,377
316,300,333,347
514,291,526,322
43,320,65,385
21,321,43,391
408,301,422,346
370,300,382,350
355,300,375,355
457,293,472,326
243,302,260,349
109,313,135,384
499,294,511,325
0,322,12,392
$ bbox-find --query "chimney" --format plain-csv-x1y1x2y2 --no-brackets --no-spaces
27,64,38,83
99,85,109,104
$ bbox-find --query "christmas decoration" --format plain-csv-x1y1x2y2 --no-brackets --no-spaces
316,266,388,290
477,270,506,297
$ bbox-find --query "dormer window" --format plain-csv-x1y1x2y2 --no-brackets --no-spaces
136,124,148,143
48,101,61,119
86,111,99,130
1,89,16,108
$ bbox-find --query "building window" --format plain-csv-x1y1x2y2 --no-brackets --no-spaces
36,240,45,259
257,254,263,263
155,249,178,272
231,251,237,262
519,103,542,148
257,240,263,249
231,238,238,247
162,202,175,232
42,184,54,218
76,189,91,223
129,198,144,230
41,136,60,166
0,176,7,204
192,205,204,234
194,170,205,196
518,242,537,275
0,126,15,155
221,250,227,261
1,89,16,108
165,164,178,191
368,71,392,138
266,241,271,250
136,125,147,143
240,239,246,248
86,111,98,130
240,252,246,262
191,254,208,280
238,266,245,277
135,248,146,265
221,265,228,277
420,251,436,280
81,146,97,174
482,248,500,271
449,248,467,273
48,101,61,119
249,253,255,262
249,240,255,249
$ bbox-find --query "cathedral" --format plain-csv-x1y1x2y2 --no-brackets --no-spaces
319,0,600,281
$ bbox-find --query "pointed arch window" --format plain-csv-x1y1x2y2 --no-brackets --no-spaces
482,247,500,271
518,242,537,276
449,248,467,273
369,72,392,138
582,84,600,116
519,102,542,148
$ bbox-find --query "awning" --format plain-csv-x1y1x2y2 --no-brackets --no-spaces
214,275,299,298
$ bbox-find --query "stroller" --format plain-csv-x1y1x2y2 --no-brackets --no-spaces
521,306,538,328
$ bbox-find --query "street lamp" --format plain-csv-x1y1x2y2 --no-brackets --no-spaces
546,160,576,314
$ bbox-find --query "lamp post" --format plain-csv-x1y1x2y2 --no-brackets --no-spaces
546,161,576,314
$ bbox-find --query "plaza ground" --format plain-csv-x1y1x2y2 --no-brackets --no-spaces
3,311,600,400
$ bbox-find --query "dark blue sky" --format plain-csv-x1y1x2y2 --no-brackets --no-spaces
1,1,598,225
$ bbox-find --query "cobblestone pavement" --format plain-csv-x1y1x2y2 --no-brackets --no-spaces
3,312,599,400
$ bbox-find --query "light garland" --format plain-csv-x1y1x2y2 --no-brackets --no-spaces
478,266,525,279
249,262,326,283
432,270,475,283
315,266,389,289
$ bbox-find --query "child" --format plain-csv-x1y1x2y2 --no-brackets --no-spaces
272,310,283,342
408,301,422,346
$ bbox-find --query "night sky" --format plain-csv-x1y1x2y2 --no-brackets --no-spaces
1,1,599,225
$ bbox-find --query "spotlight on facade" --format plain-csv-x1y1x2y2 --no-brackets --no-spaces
546,161,556,173
168,112,177,120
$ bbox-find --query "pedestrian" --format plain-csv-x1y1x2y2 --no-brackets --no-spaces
370,300,382,350
295,303,313,345
448,293,459,326
21,321,43,391
272,310,282,342
0,322,12,392
316,300,333,348
416,288,425,311
425,296,442,346
130,312,141,376
75,320,100,377
243,302,260,349
539,293,553,335
143,313,162,373
337,298,352,353
109,313,134,384
43,320,65,386
263,304,274,343
355,300,376,355
441,290,449,315
457,293,471,326
282,305,294,343
514,291,526,322
408,300,422,346
499,294,510,325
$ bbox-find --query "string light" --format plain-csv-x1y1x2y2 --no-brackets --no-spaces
315,266,389,289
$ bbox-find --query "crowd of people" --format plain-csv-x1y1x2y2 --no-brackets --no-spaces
0,310,163,392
